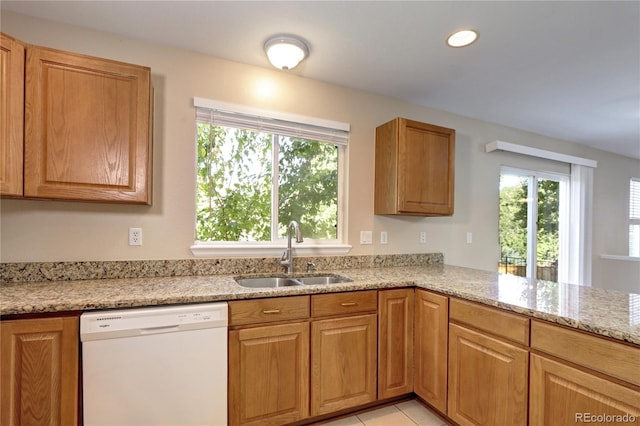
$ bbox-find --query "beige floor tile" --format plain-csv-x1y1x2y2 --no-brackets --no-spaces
395,400,449,426
318,415,365,426
356,405,417,426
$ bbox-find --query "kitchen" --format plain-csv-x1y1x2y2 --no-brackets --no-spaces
1,2,639,425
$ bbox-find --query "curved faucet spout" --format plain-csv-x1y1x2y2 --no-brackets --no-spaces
279,220,303,274
290,220,304,243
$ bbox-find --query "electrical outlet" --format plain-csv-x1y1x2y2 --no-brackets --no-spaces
380,231,388,244
129,228,142,246
466,232,473,244
420,231,427,244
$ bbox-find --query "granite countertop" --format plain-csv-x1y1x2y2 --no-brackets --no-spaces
2,264,639,346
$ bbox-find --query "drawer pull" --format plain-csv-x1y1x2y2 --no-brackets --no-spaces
262,309,281,314
340,302,357,307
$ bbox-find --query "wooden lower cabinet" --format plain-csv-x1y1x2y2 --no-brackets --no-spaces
414,289,448,413
228,322,309,426
448,323,528,426
529,354,640,426
0,315,79,426
378,288,414,399
311,313,377,416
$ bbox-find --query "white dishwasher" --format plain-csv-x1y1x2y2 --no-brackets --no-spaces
80,302,228,426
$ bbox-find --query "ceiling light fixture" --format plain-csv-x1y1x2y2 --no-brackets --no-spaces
446,29,479,48
264,35,309,70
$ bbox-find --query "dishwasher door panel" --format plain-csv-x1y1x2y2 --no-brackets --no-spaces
82,326,227,426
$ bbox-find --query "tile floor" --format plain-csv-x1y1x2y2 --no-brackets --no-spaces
315,399,451,426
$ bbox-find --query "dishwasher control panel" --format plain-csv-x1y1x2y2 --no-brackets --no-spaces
80,302,228,341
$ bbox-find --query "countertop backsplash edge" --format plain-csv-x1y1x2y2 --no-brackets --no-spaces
0,253,444,283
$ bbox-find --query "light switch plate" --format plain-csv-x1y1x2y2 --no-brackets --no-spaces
360,231,373,245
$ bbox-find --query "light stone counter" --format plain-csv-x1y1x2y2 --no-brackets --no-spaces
2,263,639,346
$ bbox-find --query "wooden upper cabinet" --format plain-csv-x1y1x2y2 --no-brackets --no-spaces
24,45,152,204
375,117,455,216
0,33,25,197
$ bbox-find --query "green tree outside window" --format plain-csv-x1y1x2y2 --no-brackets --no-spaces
196,123,338,242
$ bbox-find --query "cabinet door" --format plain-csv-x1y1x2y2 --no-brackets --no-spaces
378,288,414,399
24,46,152,204
228,322,309,426
311,313,377,416
530,354,640,426
0,33,25,197
448,323,528,426
375,118,455,216
397,119,455,215
1,316,79,426
414,289,448,413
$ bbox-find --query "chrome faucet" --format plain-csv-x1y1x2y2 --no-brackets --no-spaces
279,220,303,274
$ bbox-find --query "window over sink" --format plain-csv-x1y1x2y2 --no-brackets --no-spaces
191,98,351,257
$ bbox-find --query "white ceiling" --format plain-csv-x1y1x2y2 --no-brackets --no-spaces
3,1,639,159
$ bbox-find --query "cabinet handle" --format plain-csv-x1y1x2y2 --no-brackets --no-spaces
340,302,357,307
262,309,281,314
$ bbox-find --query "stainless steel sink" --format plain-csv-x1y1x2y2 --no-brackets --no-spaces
235,274,352,288
235,277,303,288
296,275,352,285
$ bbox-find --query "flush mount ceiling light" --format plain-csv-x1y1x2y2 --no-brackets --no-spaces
264,35,309,70
446,29,479,48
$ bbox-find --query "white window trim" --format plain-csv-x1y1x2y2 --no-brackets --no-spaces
629,178,640,257
600,254,640,262
191,97,352,257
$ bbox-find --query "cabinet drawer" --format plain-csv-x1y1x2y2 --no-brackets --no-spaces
229,296,310,326
312,291,377,318
531,320,640,387
450,298,529,345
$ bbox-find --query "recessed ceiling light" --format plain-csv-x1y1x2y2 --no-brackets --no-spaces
446,29,479,48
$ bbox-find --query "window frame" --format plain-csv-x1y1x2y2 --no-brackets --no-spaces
629,178,640,257
190,98,352,257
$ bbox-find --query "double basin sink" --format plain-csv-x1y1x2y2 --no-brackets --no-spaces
236,274,352,288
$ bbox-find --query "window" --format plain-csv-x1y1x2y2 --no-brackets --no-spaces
630,178,640,257
498,167,569,281
191,98,350,256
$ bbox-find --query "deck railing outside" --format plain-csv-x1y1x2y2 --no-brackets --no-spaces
499,256,558,282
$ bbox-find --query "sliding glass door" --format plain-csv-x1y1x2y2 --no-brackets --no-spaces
499,167,569,281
